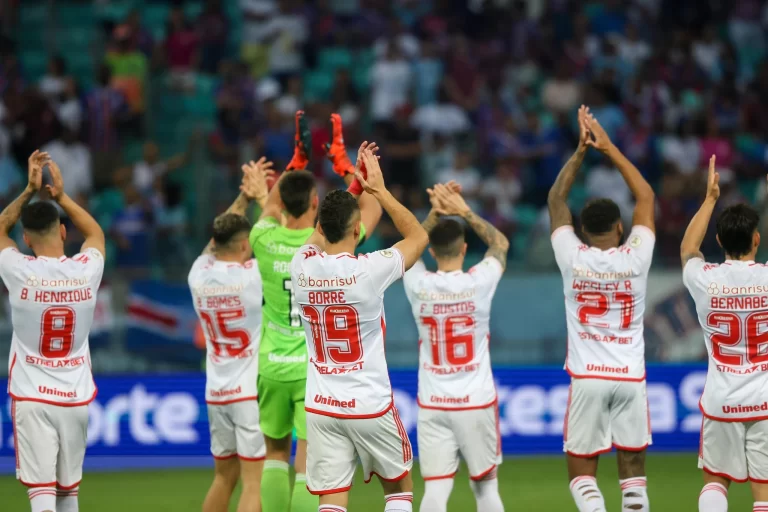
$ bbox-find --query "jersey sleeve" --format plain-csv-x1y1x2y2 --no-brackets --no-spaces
72,248,106,287
188,254,214,283
469,256,504,298
290,244,322,277
249,216,280,250
0,247,26,285
625,225,656,273
365,248,405,295
682,256,707,294
403,259,426,298
551,225,582,272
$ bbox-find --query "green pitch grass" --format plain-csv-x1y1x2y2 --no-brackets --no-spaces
0,454,755,510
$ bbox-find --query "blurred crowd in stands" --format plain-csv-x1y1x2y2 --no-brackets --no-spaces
3,0,768,275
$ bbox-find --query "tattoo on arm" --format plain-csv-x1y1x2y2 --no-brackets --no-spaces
547,149,586,233
462,210,509,268
0,188,35,234
421,211,440,233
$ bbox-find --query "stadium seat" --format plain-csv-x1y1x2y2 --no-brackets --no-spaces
318,48,353,72
19,4,48,25
20,51,48,82
55,3,95,26
303,69,334,102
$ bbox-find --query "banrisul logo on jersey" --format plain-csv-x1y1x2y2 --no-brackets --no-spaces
0,366,707,472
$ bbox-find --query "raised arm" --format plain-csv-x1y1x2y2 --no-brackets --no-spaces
548,105,590,233
46,158,106,257
201,159,271,254
586,114,655,232
356,150,428,270
0,151,47,251
681,155,718,267
345,141,383,240
431,183,510,270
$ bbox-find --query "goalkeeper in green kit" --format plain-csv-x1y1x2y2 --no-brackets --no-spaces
249,111,383,512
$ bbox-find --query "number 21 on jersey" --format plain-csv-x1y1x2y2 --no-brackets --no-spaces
576,291,634,329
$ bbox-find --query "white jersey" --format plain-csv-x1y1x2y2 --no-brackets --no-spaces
552,225,655,381
683,258,768,421
188,254,263,404
290,244,405,418
403,257,502,410
1,247,104,405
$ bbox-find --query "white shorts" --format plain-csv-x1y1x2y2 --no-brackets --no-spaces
207,400,266,461
306,406,413,495
12,400,88,489
418,404,501,481
699,418,768,483
564,378,651,457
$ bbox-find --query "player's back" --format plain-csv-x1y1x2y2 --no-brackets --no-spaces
188,254,263,404
249,217,313,379
1,247,104,405
290,244,404,419
403,258,502,409
684,258,768,420
552,225,655,381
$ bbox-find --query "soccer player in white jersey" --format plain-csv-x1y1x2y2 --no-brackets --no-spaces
402,183,508,512
189,158,273,512
549,106,656,512
2,151,106,512
289,147,428,512
681,156,768,512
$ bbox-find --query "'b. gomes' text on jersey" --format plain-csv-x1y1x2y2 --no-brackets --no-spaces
188,255,263,404
1,247,104,405
290,245,404,418
552,225,655,381
684,258,768,421
403,257,503,410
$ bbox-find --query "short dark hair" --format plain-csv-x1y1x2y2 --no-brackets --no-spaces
212,213,251,249
279,171,316,218
21,202,60,234
318,190,359,244
580,198,621,235
716,203,760,258
429,219,466,258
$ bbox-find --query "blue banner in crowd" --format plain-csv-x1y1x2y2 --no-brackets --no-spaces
0,365,707,465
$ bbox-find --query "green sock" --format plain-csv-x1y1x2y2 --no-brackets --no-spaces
261,460,291,512
290,473,318,512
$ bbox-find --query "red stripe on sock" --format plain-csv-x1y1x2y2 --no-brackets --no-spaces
700,484,728,498
570,476,596,488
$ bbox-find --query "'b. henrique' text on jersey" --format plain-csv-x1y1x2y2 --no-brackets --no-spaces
188,255,263,404
552,225,655,381
290,245,404,419
684,258,768,421
403,258,503,410
2,247,104,406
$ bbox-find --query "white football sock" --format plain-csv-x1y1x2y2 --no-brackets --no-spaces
470,476,505,512
570,476,607,512
698,483,728,511
56,487,79,512
385,492,413,512
753,501,768,511
420,479,454,512
318,506,346,512
28,487,56,512
620,477,649,510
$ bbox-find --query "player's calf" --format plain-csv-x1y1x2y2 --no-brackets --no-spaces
617,450,649,511
203,457,240,512
28,487,56,512
420,477,453,512
56,487,79,512
698,480,728,512
569,476,607,512
381,472,414,512
470,468,504,512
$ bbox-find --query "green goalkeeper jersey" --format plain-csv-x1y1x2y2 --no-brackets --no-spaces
249,216,366,381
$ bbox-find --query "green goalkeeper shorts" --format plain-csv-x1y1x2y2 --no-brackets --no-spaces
257,375,307,440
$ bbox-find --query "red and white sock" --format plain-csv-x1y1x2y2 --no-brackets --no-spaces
385,492,413,512
569,476,606,512
619,476,649,511
28,487,56,512
318,506,346,512
698,483,727,512
57,487,79,512
753,501,768,512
